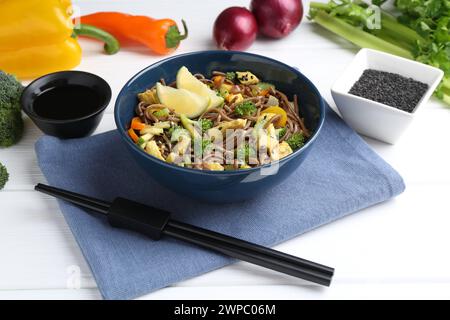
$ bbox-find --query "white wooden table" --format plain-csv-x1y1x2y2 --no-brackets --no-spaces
1,0,450,300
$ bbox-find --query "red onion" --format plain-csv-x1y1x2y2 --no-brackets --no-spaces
213,7,258,51
251,0,303,39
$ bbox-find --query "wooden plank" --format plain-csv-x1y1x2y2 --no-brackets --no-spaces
0,184,449,292
1,282,450,300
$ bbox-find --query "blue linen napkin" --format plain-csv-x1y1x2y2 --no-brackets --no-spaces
35,105,405,300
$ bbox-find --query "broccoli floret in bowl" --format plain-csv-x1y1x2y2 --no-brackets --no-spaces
286,132,305,150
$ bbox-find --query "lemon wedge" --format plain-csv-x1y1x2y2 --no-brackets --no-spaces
156,83,209,119
176,66,224,110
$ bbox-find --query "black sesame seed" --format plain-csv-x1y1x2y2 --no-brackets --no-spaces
349,69,428,113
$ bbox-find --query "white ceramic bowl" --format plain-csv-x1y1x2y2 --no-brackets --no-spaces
331,48,444,144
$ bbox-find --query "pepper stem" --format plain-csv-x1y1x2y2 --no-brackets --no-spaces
165,19,189,49
73,24,120,55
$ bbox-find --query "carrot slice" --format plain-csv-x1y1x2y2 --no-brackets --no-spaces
131,117,146,130
128,128,139,143
212,76,224,88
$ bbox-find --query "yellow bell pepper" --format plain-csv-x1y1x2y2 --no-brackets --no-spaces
0,0,119,79
261,106,288,127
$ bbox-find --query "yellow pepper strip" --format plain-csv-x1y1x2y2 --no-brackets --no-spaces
261,106,288,127
0,0,119,79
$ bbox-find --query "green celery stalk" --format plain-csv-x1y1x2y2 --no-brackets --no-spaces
442,78,450,90
309,2,423,48
380,12,423,44
373,29,414,52
378,13,424,48
309,1,330,10
442,93,450,106
311,10,413,59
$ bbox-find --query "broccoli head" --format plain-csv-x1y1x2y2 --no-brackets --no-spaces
286,132,305,150
0,162,8,190
0,71,24,147
225,72,236,81
277,127,287,139
234,101,257,117
201,139,212,153
0,108,24,147
199,118,214,132
0,71,23,111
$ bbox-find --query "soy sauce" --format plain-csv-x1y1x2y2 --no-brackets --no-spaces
33,85,101,120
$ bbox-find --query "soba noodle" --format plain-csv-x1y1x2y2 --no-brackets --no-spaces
128,70,310,171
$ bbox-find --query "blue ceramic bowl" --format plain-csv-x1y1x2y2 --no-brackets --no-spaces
115,51,325,203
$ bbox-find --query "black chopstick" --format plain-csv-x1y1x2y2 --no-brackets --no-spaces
165,224,332,286
37,182,332,279
167,220,334,278
35,183,334,286
36,183,110,214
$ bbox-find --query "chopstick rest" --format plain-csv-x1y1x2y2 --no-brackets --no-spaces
108,198,171,240
35,183,334,286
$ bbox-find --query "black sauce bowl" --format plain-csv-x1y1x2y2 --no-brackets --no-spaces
21,71,111,139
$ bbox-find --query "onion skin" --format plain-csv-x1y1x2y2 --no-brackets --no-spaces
213,7,258,51
251,0,303,39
